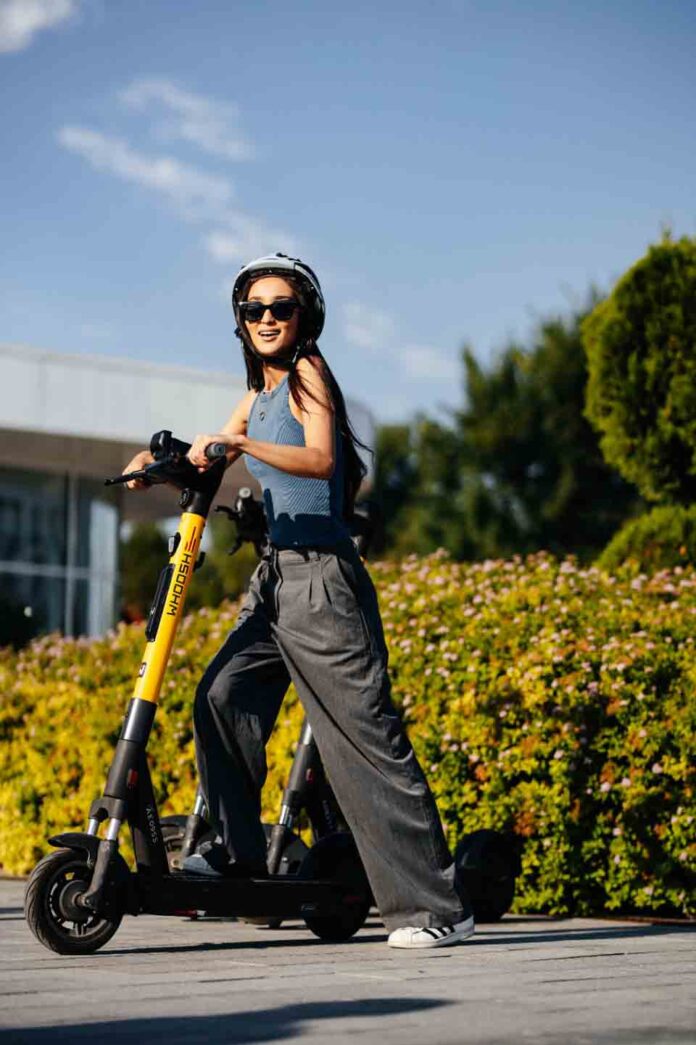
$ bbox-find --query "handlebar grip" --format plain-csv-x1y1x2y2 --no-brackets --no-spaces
205,442,228,461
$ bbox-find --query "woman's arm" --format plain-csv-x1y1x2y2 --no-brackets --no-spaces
241,358,336,479
188,389,257,472
235,433,334,479
188,359,336,479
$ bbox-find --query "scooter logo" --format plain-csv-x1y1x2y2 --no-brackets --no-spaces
166,549,194,617
145,804,159,845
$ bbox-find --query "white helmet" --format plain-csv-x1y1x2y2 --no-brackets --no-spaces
231,253,325,339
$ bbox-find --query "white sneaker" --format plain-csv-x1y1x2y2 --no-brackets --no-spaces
387,915,475,949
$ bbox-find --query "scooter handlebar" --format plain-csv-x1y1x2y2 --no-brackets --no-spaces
205,442,228,461
105,430,226,493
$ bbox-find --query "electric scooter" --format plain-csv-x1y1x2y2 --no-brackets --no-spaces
24,431,371,955
160,493,521,926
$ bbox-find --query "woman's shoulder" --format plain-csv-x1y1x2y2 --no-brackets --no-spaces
293,355,332,412
223,387,259,436
296,353,327,380
240,387,260,415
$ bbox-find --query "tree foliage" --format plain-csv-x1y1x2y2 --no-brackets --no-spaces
456,308,641,559
372,419,479,559
372,305,640,561
119,518,258,622
597,504,696,573
582,235,696,505
119,523,168,621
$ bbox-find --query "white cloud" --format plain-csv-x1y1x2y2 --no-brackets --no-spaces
57,81,294,272
402,344,458,381
342,302,396,351
120,78,253,162
57,126,234,216
57,124,297,268
0,0,78,53
204,215,297,266
343,301,456,383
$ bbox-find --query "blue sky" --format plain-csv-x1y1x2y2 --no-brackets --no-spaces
1,0,694,424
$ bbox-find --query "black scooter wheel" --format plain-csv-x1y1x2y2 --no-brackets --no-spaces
300,833,372,942
24,849,124,955
160,815,216,871
160,815,189,871
454,829,520,923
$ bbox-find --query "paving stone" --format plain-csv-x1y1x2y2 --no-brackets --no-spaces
0,879,694,1044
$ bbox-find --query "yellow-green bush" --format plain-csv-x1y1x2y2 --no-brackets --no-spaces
598,504,696,573
1,552,694,916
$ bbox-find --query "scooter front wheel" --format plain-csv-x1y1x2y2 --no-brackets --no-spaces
24,849,123,955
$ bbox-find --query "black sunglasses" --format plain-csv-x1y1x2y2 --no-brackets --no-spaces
239,298,301,323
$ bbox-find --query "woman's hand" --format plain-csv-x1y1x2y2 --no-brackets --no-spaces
187,433,246,472
122,450,154,491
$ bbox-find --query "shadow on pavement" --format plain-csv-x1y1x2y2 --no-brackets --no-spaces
472,923,695,946
106,931,387,957
0,997,447,1044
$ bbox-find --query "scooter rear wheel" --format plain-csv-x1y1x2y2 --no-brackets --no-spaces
300,833,371,942
24,849,123,955
455,829,519,923
160,814,218,871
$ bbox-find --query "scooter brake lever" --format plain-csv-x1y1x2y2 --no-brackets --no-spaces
104,468,152,487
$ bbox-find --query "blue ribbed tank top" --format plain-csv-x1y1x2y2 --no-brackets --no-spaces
244,373,351,547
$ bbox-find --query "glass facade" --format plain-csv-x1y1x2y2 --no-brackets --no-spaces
0,467,119,641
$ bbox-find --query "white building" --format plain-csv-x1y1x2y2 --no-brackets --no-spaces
0,343,374,639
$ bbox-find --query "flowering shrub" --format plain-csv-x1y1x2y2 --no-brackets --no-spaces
1,552,694,916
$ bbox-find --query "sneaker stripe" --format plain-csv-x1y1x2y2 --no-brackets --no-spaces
421,928,441,940
430,927,454,939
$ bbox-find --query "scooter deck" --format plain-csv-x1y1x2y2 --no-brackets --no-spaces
138,872,363,919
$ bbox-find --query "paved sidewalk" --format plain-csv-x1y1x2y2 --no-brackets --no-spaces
0,878,693,1044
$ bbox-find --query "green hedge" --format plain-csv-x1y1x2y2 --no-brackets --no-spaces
598,505,696,573
1,552,694,916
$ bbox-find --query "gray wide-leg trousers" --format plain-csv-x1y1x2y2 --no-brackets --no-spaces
193,537,469,932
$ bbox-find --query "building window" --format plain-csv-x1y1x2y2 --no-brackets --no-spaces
0,467,119,642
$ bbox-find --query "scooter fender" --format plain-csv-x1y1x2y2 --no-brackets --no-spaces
48,832,136,915
48,832,101,867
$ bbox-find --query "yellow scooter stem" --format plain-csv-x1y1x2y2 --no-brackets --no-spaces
131,511,205,706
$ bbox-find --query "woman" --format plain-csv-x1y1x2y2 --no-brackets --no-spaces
125,253,473,949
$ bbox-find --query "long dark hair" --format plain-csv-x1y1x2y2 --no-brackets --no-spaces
237,275,372,519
